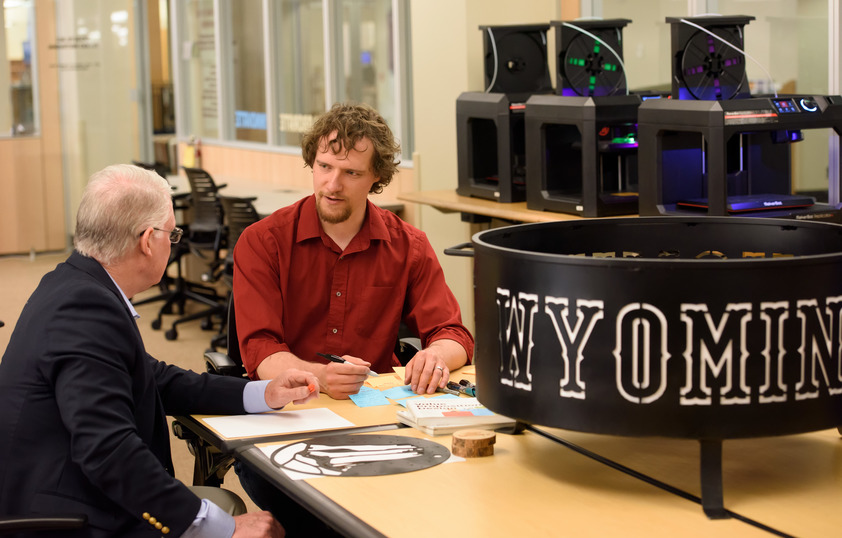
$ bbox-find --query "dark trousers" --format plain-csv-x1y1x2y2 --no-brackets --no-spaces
234,461,343,538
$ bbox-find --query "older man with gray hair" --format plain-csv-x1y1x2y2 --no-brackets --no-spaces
0,164,319,537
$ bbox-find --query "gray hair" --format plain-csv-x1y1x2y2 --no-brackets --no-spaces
74,164,173,265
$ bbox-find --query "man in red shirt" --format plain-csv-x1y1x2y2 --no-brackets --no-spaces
232,103,474,536
233,102,474,400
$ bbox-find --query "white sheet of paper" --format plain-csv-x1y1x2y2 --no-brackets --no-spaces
202,408,355,439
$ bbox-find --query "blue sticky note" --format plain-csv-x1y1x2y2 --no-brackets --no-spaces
349,389,391,407
427,393,460,400
471,407,495,416
381,385,416,400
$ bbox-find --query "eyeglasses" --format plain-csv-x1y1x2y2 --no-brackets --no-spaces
150,227,184,244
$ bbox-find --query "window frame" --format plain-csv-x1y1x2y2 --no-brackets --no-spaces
171,0,413,158
0,0,39,138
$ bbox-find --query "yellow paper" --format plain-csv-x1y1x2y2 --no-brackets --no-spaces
364,372,403,390
182,145,196,168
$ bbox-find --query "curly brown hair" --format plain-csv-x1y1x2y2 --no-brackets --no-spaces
301,103,401,194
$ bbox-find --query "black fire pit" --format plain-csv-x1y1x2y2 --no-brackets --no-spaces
468,216,842,518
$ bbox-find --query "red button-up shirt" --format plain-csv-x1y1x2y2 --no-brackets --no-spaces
233,195,474,379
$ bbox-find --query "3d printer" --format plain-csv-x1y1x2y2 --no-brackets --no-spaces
637,15,842,221
525,19,653,217
456,24,553,204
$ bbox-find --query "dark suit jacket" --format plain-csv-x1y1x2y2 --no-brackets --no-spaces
0,251,249,537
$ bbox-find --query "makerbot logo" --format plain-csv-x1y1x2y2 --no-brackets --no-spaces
496,288,842,406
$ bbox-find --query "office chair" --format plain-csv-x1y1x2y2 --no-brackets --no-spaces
169,295,243,487
208,196,261,352
131,162,192,313
204,295,247,378
151,167,228,340
395,333,423,365
182,166,228,281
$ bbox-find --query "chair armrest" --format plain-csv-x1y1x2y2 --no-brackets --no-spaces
399,337,422,352
204,350,246,377
395,337,422,365
0,515,87,532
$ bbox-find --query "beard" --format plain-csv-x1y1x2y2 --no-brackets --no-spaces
316,193,352,224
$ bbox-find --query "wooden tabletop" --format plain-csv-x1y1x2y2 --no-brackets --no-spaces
178,365,842,536
398,189,595,223
536,426,842,538
245,428,770,538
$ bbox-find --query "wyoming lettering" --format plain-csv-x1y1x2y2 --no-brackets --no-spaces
495,288,842,405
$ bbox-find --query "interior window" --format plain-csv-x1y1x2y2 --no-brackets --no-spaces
231,0,266,143
1,0,36,137
274,0,325,147
173,0,412,156
182,0,218,139
335,0,400,133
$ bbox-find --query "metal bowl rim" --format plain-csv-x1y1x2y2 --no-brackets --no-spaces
471,216,842,267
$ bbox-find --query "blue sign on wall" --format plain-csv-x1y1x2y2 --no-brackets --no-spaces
235,110,267,130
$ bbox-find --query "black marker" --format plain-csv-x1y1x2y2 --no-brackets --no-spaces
317,352,379,377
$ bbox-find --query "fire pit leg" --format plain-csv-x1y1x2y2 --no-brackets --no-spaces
699,439,728,519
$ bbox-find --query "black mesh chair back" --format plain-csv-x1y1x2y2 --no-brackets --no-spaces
183,166,225,240
182,166,227,281
207,196,261,351
220,196,260,249
219,195,260,275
